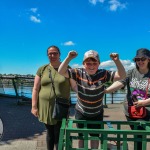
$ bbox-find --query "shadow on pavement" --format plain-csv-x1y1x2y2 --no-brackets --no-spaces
0,97,46,143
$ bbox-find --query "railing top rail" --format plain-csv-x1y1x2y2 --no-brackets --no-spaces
0,76,34,79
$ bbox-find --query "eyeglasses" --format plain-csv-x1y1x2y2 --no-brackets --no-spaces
85,62,99,66
135,57,147,62
48,52,59,56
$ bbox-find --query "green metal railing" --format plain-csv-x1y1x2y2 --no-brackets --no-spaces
59,119,150,150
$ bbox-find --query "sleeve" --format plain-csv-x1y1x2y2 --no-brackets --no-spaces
68,68,77,81
36,65,48,77
105,70,116,82
119,69,133,87
36,67,42,77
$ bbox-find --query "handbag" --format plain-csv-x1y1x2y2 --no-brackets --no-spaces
126,78,149,119
52,97,70,120
128,106,147,119
48,68,70,120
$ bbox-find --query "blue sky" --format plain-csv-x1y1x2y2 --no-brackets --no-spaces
0,0,150,75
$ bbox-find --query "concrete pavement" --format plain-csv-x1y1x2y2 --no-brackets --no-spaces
0,97,149,150
0,97,46,150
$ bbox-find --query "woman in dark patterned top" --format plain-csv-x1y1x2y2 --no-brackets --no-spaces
58,50,126,149
105,48,150,150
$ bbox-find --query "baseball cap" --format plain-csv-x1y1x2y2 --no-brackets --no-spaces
83,50,100,62
133,48,150,61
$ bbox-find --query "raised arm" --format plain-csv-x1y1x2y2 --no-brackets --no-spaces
110,53,126,81
58,50,78,78
105,81,124,93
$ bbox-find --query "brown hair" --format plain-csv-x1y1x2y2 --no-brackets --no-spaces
136,61,150,70
47,45,61,55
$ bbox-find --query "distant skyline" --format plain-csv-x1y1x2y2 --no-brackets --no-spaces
0,0,150,75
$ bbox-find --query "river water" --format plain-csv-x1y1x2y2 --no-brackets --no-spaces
1,87,126,104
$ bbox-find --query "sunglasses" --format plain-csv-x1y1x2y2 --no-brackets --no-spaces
48,52,59,56
85,62,99,66
135,57,147,62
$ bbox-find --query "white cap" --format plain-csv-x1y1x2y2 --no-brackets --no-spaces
83,50,100,62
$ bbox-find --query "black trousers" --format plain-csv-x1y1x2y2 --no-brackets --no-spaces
44,121,62,150
75,110,103,137
126,115,149,150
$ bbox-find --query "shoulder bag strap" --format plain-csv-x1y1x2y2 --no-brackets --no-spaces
126,78,131,95
126,78,133,106
48,67,57,97
41,64,49,77
145,78,150,99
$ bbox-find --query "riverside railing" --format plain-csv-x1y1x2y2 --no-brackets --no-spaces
0,75,34,104
0,76,127,105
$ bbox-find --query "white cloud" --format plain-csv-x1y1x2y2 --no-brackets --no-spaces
108,0,127,11
72,64,82,68
89,0,127,12
63,41,75,46
30,8,38,13
89,0,105,5
30,15,41,23
71,59,135,71
101,60,115,67
100,59,135,71
28,8,41,23
89,0,97,5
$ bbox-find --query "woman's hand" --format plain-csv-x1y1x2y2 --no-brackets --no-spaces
31,106,39,117
133,100,145,107
110,53,119,61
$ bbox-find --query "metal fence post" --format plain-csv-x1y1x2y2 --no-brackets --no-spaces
12,78,19,97
104,94,108,108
